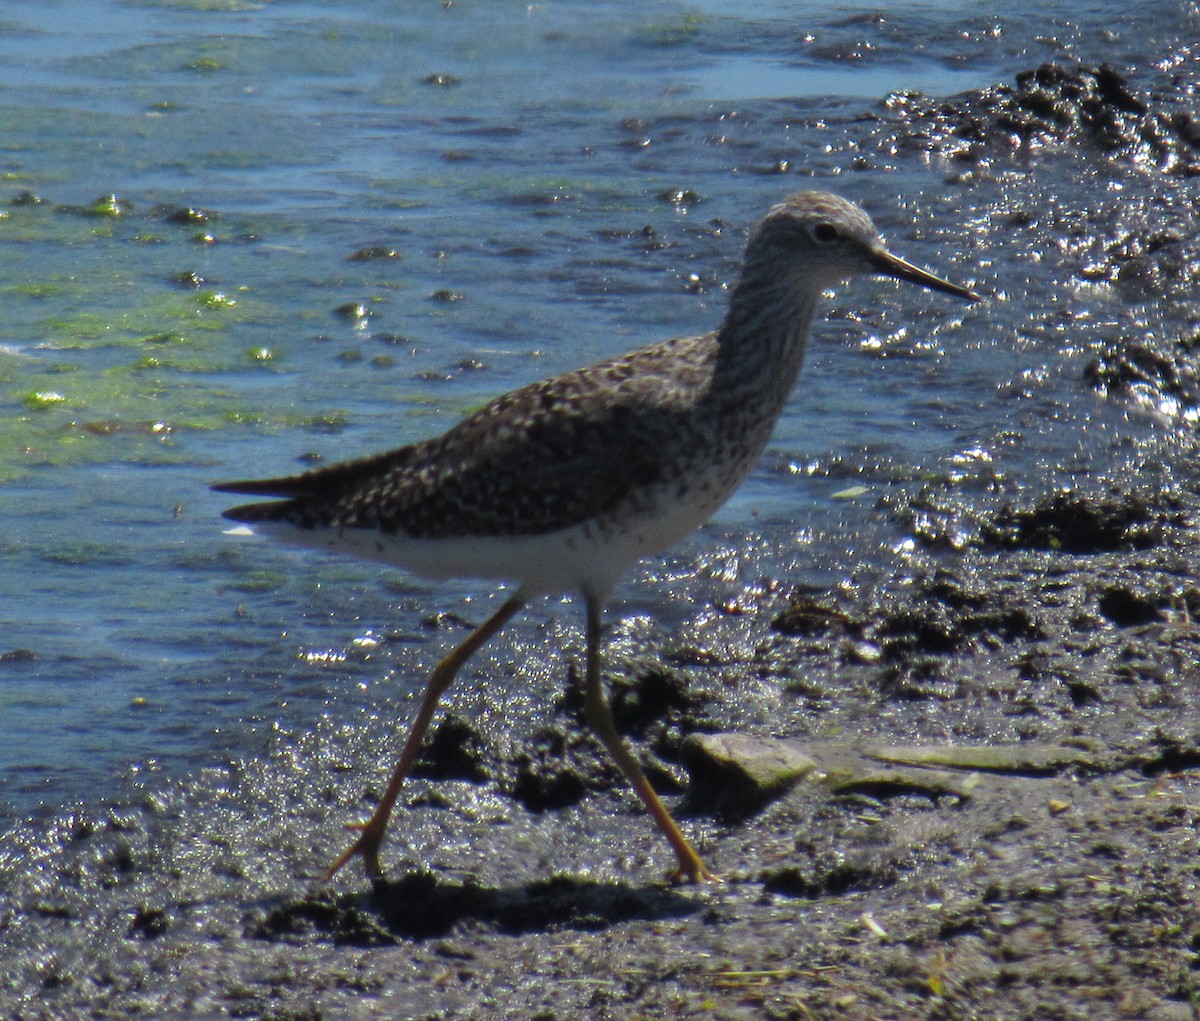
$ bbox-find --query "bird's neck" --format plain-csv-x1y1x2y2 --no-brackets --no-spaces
714,274,819,404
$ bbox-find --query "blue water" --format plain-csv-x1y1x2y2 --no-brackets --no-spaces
0,0,1190,829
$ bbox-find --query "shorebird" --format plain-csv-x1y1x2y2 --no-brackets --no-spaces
214,191,978,883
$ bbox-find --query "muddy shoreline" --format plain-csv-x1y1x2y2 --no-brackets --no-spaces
5,504,1199,1020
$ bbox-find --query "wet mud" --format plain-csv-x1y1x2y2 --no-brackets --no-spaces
4,58,1200,1021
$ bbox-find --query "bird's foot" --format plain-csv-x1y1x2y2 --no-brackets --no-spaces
325,819,386,881
669,857,723,885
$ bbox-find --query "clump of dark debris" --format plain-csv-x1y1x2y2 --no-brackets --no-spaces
884,484,1188,556
892,61,1200,172
1084,333,1200,416
981,488,1167,553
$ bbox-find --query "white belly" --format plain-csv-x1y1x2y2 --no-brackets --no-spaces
231,479,727,600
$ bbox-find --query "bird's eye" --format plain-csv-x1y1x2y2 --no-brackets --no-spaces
812,222,840,244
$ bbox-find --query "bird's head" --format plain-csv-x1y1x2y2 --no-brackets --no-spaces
745,191,979,301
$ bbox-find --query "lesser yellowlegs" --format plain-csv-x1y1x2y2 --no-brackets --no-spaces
214,191,979,882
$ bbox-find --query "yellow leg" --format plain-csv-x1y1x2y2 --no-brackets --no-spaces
581,595,717,883
326,593,525,880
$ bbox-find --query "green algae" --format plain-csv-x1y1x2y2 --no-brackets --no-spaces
225,568,291,594
86,194,132,218
41,289,247,349
634,13,704,49
0,197,353,484
42,541,125,567
8,282,66,299
22,390,67,411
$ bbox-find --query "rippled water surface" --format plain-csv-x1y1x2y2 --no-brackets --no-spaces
1,0,1195,828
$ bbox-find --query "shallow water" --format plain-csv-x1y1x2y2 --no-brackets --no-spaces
1,0,1195,830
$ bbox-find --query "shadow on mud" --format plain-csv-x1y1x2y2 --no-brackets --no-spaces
250,871,701,944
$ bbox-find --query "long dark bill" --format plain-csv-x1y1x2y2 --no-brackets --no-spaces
868,247,980,302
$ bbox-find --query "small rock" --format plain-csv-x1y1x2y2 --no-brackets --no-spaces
681,733,817,818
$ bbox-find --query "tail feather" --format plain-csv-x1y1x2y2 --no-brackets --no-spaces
212,444,422,525
213,474,312,525
211,476,308,497
220,499,298,524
